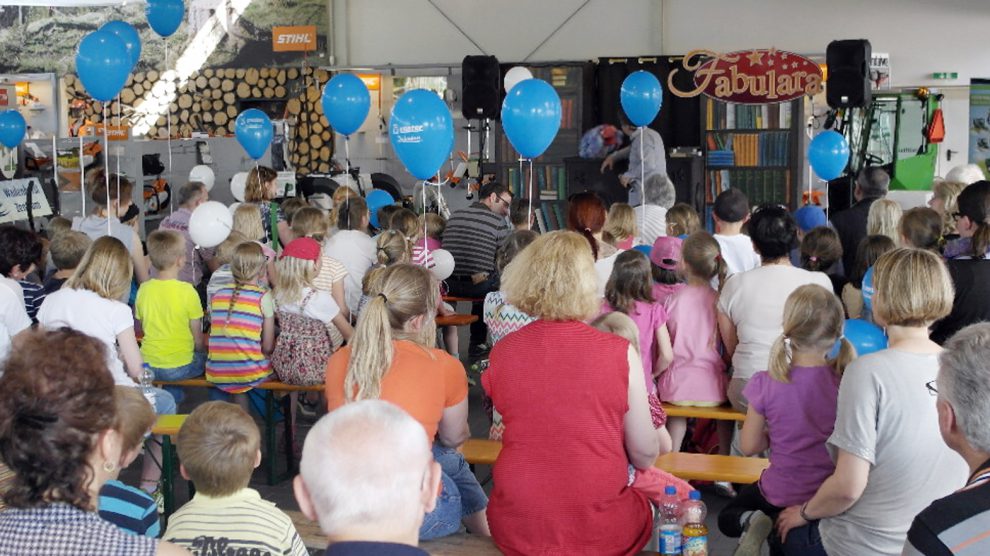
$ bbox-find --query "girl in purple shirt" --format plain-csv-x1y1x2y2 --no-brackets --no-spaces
718,284,854,556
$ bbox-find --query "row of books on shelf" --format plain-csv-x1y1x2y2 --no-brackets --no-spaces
505,165,567,200
532,200,568,233
705,100,793,130
706,169,791,205
706,131,790,167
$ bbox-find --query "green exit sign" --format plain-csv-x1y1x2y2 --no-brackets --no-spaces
932,72,959,79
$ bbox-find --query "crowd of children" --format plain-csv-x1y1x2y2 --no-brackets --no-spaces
2,163,990,555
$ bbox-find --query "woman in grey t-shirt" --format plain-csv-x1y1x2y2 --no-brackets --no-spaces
776,249,968,556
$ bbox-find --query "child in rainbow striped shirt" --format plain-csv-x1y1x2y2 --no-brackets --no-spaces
206,241,275,403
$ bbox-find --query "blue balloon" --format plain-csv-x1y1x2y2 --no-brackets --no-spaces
101,20,141,69
146,0,184,38
633,244,652,257
76,31,131,102
234,109,273,160
366,189,395,228
862,265,875,314
844,318,887,357
501,79,561,159
808,130,850,181
0,110,26,148
389,89,454,180
620,71,663,127
322,74,370,137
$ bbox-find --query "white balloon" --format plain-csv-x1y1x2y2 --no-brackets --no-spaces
430,249,455,281
228,201,242,215
189,201,233,248
189,165,215,191
230,172,248,202
504,66,533,93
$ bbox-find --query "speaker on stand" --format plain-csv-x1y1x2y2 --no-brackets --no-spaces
461,55,500,199
826,39,872,109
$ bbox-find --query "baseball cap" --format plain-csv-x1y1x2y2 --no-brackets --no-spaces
650,236,682,270
280,237,321,261
794,204,828,232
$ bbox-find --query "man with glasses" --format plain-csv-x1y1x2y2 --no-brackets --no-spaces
905,322,990,555
830,167,890,277
442,181,512,357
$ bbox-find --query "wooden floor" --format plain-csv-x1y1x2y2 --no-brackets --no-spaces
287,511,661,555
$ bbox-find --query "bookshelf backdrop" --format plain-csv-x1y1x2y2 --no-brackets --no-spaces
482,62,592,232
702,96,802,229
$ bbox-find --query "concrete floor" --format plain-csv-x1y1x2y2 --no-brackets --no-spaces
126,380,756,555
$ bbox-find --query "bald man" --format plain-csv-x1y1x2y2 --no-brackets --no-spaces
294,400,442,555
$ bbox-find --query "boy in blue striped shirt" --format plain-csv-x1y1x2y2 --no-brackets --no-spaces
98,387,160,537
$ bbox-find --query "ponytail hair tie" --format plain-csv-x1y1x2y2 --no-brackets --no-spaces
584,227,592,233
378,293,388,304
783,336,792,349
809,255,818,262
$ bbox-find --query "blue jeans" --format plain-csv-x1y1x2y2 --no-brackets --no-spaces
418,444,489,541
150,351,206,406
150,387,176,415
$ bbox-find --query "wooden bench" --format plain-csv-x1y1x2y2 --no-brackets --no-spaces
153,377,322,485
150,414,188,525
661,403,746,422
461,439,767,484
436,314,479,327
442,295,485,304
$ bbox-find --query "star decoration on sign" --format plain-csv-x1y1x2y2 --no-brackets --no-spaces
746,50,765,65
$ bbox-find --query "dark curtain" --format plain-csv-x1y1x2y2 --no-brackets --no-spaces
593,56,701,150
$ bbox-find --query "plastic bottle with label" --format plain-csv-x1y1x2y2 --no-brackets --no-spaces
658,485,682,554
140,363,156,408
681,490,708,556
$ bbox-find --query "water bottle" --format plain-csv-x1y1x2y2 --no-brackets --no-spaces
140,363,156,408
658,485,682,555
681,490,709,556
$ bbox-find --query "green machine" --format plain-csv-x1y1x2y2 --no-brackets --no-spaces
841,90,941,190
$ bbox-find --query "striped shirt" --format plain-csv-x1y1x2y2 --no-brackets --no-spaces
98,479,161,538
207,284,273,393
904,461,990,556
633,205,668,248
163,488,307,556
441,203,510,276
0,502,157,555
17,280,46,322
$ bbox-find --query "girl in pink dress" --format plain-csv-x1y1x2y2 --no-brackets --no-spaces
602,250,674,408
660,231,731,454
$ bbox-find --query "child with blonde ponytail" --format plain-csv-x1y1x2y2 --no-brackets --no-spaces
717,284,853,554
325,264,490,540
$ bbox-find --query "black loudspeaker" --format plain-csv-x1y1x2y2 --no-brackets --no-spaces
462,55,500,120
826,39,872,108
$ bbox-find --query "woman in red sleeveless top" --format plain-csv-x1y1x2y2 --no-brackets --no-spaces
482,231,659,555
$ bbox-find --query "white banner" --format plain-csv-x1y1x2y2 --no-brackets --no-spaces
0,178,52,224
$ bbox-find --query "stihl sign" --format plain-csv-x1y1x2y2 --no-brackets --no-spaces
272,26,317,52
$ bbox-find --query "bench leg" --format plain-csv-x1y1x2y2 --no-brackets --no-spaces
161,435,175,528
265,391,278,485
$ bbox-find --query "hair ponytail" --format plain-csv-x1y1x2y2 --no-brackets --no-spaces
345,264,438,402
345,294,394,401
714,254,728,293
973,221,990,260
579,228,599,260
768,334,792,383
830,336,856,376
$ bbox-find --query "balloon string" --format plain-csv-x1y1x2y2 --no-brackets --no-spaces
115,93,121,201
79,135,85,217
103,104,111,237
423,176,430,261
51,136,58,206
344,137,351,192
517,157,523,198
639,126,646,243
527,159,533,231
165,41,173,216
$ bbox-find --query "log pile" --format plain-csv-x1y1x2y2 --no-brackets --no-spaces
63,66,336,174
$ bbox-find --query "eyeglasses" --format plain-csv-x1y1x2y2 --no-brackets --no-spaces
926,380,938,396
497,195,512,206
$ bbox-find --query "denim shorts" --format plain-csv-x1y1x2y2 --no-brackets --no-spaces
418,444,490,540
150,387,176,416
150,351,206,405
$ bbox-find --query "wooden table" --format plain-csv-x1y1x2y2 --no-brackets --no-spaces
436,314,479,327
661,403,746,422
